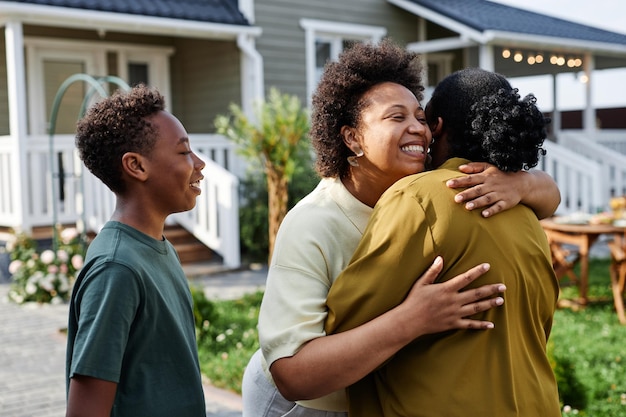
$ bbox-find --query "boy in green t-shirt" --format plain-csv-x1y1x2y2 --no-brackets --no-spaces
66,85,207,417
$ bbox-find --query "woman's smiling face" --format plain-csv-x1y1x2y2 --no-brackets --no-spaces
349,82,432,190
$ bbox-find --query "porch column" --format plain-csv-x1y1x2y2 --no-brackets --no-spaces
478,44,494,72
237,34,264,119
552,73,561,140
5,20,29,232
582,52,596,137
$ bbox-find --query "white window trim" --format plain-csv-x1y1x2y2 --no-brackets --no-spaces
300,19,387,104
422,52,454,104
116,46,174,109
24,37,174,135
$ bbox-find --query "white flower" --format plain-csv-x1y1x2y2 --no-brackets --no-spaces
40,275,55,292
60,228,79,244
25,282,37,295
216,334,226,342
56,249,69,263
71,254,84,270
8,260,23,274
40,250,55,265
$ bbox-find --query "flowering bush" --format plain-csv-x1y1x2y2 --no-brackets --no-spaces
6,228,85,304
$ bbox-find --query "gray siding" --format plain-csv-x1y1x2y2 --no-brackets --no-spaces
0,33,8,136
255,0,420,106
170,39,241,134
16,25,241,135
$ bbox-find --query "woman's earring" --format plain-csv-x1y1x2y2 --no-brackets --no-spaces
347,147,364,167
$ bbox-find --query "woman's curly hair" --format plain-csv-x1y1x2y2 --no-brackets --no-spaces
75,84,165,194
427,67,549,172
310,39,424,179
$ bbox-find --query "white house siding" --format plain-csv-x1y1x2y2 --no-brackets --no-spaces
255,0,420,105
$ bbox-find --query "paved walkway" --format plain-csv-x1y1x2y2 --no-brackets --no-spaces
0,265,268,417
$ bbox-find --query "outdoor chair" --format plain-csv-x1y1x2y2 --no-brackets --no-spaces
607,238,626,325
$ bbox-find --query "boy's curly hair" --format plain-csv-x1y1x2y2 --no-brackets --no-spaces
311,39,424,179
426,68,550,172
427,67,549,171
75,84,165,193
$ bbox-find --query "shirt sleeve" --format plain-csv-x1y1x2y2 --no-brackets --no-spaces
258,210,338,367
325,187,437,335
69,262,141,383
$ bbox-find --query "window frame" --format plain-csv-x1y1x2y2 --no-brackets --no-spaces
300,19,386,104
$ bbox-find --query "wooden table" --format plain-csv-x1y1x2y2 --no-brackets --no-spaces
540,218,626,305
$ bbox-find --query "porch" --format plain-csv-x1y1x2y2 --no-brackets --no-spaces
0,133,243,269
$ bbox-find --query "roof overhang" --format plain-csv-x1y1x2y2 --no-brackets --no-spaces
389,0,485,41
0,1,261,40
484,31,626,58
390,0,626,59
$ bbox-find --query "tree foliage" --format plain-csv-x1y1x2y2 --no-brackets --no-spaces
215,88,311,261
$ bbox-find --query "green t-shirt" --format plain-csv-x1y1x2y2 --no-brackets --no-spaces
66,221,205,417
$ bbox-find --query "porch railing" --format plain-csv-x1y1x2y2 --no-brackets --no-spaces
0,133,241,269
559,132,626,202
539,140,604,215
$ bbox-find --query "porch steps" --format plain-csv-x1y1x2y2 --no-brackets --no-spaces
163,225,217,265
1,224,221,270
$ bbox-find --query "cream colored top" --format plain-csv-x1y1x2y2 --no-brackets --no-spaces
258,176,372,411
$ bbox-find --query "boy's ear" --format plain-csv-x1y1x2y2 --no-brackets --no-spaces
121,152,148,182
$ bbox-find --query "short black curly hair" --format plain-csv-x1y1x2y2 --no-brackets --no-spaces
310,38,424,179
427,67,549,172
75,84,165,194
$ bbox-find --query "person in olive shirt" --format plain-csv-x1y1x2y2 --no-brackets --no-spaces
325,68,561,417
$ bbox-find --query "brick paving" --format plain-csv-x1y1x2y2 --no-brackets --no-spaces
0,266,267,417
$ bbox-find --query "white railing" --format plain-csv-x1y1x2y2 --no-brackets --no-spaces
582,129,626,155
0,137,19,226
539,140,604,215
1,133,241,269
559,132,626,202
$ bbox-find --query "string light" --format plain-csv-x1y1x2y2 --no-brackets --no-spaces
501,48,581,68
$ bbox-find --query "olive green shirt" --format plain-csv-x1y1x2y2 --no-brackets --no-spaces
325,158,561,417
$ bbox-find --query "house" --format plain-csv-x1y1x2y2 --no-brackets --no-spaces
1,0,625,270
0,0,264,268
249,0,626,214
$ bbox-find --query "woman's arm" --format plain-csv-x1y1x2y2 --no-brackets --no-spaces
270,258,505,401
447,162,561,219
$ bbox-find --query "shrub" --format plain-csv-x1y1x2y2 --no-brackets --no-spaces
238,155,318,263
7,228,85,304
191,286,263,393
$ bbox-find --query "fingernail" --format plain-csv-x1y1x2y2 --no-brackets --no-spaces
485,323,495,329
495,297,504,305
454,194,463,202
498,284,506,292
481,263,490,271
465,202,474,209
482,210,490,217
459,165,468,169
433,256,442,265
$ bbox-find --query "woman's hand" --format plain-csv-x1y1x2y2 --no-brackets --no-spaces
446,162,560,219
398,257,505,336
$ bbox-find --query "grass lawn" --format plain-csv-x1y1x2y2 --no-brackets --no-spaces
195,258,626,416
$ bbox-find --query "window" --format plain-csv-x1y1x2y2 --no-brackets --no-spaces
300,19,386,103
25,38,173,135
